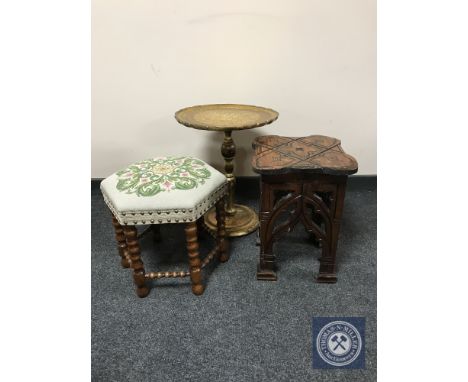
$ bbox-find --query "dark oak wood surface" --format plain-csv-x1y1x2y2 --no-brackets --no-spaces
252,135,358,175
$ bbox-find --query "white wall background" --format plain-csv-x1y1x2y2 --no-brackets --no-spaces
92,0,376,177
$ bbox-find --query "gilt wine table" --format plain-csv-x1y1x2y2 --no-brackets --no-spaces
252,134,358,282
175,104,279,237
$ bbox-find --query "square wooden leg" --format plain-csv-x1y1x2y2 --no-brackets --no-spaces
316,180,347,283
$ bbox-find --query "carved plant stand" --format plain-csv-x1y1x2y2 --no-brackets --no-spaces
101,156,230,297
252,135,358,283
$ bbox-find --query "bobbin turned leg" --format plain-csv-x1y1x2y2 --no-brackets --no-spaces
123,226,150,297
185,222,205,296
216,197,229,262
317,180,347,283
111,214,131,268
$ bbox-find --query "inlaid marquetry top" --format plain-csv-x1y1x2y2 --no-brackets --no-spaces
175,104,279,131
252,135,358,175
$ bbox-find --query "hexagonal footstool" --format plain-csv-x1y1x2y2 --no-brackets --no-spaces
100,156,229,297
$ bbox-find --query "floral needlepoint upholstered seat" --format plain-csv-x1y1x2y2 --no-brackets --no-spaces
101,156,229,297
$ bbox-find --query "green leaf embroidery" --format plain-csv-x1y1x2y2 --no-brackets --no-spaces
188,167,210,179
116,174,140,191
114,157,212,197
137,182,161,197
175,177,196,190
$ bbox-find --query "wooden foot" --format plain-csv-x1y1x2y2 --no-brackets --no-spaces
216,197,229,263
185,222,205,296
316,273,337,283
123,226,150,298
256,263,277,281
111,215,131,268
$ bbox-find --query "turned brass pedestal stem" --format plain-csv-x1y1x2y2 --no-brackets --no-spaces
175,103,279,237
203,130,259,237
222,130,236,215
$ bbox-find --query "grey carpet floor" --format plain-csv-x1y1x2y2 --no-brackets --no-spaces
91,182,376,382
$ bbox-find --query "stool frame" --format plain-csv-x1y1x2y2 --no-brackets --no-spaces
257,173,347,283
110,197,229,297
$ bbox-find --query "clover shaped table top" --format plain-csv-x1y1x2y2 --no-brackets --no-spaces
175,104,279,131
252,135,358,176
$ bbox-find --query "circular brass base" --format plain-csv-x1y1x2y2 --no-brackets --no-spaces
204,204,259,238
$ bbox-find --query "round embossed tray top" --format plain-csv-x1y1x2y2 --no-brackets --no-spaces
175,104,279,131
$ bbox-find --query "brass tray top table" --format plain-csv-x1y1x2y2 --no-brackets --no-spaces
175,104,279,237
